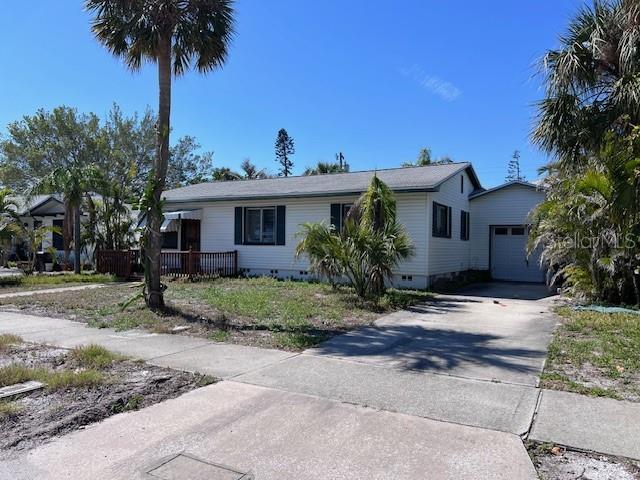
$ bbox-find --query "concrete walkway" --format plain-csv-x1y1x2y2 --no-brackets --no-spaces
0,311,295,378
0,283,106,299
530,389,640,460
1,382,538,480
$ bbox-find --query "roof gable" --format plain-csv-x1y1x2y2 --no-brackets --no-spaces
468,180,541,200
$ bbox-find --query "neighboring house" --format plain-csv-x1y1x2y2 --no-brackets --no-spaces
11,194,78,255
160,163,547,288
9,194,95,264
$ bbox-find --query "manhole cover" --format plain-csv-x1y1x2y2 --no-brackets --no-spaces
146,453,252,480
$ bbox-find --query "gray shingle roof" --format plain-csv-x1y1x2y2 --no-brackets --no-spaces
468,180,542,200
163,162,480,203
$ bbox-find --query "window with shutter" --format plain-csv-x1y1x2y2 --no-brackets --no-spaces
432,202,452,238
234,205,286,245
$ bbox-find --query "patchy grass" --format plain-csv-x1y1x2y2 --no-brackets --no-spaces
70,344,125,369
0,401,22,419
541,307,640,401
0,364,104,390
0,334,22,352
0,277,433,351
0,341,215,456
208,330,230,342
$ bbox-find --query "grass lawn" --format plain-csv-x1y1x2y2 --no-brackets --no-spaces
0,277,433,350
541,306,640,401
0,273,116,293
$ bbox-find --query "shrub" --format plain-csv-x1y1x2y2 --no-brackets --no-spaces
296,175,414,299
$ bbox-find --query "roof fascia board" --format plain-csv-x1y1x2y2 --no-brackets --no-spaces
163,187,438,205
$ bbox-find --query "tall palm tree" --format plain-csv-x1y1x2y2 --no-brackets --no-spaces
533,0,640,170
87,0,235,309
34,165,99,274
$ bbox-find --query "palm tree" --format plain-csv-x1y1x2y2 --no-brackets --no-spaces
33,165,98,274
239,159,268,179
0,188,19,265
211,167,241,181
533,1,640,169
0,188,19,237
296,176,414,298
87,0,236,309
17,224,61,274
303,161,349,176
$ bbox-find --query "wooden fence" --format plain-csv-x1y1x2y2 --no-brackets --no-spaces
96,249,237,279
96,250,134,279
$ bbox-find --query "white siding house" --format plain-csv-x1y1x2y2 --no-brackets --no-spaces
161,164,546,287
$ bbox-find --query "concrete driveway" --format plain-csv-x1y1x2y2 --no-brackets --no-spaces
236,282,559,434
307,282,558,386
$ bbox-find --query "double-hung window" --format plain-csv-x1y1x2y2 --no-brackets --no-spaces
432,202,452,238
330,203,354,232
245,207,276,245
460,210,470,241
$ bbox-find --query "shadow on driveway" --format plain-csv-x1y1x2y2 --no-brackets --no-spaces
310,324,546,380
308,283,557,385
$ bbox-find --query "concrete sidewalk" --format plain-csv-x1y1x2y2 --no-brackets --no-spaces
0,283,106,299
0,311,295,378
1,382,539,480
530,389,640,460
236,354,539,435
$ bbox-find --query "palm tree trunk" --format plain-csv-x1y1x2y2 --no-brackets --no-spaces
74,205,81,274
63,200,74,266
146,35,172,310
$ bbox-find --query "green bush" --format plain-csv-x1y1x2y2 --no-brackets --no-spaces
296,176,414,299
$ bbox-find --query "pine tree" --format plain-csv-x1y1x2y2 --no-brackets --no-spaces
506,150,525,182
275,129,295,177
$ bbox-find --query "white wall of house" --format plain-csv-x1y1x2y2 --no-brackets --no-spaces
426,171,475,278
165,191,431,289
469,183,546,270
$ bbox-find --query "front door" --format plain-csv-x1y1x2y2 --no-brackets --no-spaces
181,219,201,251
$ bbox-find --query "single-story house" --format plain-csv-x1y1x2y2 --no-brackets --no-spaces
9,194,86,260
160,162,546,288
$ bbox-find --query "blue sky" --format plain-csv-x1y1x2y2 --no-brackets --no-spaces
0,1,583,187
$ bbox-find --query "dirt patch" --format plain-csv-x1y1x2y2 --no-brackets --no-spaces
0,342,215,459
529,443,640,480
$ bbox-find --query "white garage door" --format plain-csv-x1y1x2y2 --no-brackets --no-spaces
491,226,544,283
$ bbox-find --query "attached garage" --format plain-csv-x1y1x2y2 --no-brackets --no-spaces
469,181,546,283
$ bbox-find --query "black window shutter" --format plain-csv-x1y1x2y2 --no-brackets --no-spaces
234,207,243,245
447,206,452,237
276,205,286,245
330,203,341,232
432,203,437,236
